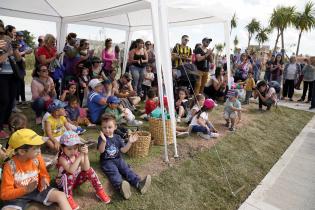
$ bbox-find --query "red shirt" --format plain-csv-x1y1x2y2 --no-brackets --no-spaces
145,99,157,115
37,46,57,65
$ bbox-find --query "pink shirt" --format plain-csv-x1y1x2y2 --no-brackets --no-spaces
101,48,116,71
31,77,54,100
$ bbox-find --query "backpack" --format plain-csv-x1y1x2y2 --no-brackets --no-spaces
268,81,281,94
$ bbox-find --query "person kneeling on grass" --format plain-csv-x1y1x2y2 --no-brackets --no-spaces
253,80,277,111
1,129,71,210
188,98,219,140
224,90,247,131
97,114,151,199
56,131,110,210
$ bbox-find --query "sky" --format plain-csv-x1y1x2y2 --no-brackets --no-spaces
1,0,314,55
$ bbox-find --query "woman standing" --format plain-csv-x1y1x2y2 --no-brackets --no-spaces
102,38,117,74
128,39,148,96
31,65,56,124
0,20,22,139
298,58,315,103
282,56,300,101
270,54,284,84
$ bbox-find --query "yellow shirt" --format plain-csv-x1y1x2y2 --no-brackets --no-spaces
46,115,67,137
245,78,255,91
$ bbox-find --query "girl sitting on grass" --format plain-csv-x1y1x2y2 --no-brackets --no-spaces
175,88,189,123
189,98,219,140
56,131,111,210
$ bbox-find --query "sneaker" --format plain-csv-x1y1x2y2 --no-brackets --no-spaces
0,130,9,139
67,195,79,210
210,132,220,138
120,180,131,199
12,107,22,113
87,123,96,128
35,117,42,125
96,189,111,204
197,132,211,140
229,127,236,132
297,98,304,102
138,175,151,194
127,120,143,126
176,131,189,138
225,122,230,127
75,127,86,135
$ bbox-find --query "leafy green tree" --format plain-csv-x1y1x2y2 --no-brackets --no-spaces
245,18,261,48
255,27,271,48
233,35,239,52
293,1,315,55
230,13,237,34
21,30,35,48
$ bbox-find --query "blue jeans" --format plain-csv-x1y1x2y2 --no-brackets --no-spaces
130,65,145,95
31,98,46,117
101,158,140,191
191,125,211,135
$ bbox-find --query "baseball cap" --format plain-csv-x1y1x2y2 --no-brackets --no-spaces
60,131,84,146
16,31,24,36
9,129,44,149
47,99,67,113
107,96,120,104
226,90,238,98
203,98,217,109
89,78,103,89
202,37,212,42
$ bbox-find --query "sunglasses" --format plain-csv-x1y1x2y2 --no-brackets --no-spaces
184,39,189,41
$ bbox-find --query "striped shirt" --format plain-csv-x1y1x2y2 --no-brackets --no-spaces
172,45,192,68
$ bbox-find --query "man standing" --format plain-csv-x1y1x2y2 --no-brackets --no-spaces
172,35,192,69
194,37,213,94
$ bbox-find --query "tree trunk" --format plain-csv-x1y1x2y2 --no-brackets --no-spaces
273,28,280,53
296,30,302,56
248,34,251,49
281,29,284,51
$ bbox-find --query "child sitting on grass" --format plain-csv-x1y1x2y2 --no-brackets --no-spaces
224,90,246,131
142,88,158,120
44,100,72,151
65,95,96,127
189,99,219,140
56,131,110,209
185,94,205,123
0,129,71,210
175,88,189,123
61,80,78,103
97,114,151,199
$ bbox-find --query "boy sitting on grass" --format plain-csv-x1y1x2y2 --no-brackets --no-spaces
0,129,71,210
224,90,247,131
97,114,151,199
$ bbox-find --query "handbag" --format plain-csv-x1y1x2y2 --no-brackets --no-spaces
8,56,25,80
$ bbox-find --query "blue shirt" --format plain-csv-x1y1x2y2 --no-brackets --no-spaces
224,98,241,114
98,134,125,161
87,91,106,123
65,106,80,121
18,40,30,53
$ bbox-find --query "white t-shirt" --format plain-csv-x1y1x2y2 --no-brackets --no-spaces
286,64,297,80
189,112,208,126
142,71,155,87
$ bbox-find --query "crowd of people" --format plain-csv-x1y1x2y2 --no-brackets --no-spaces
0,18,315,209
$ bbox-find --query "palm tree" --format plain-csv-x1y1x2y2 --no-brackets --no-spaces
270,7,282,52
255,27,271,48
233,35,239,52
293,1,315,56
230,13,237,34
245,18,261,48
215,43,225,55
270,6,296,52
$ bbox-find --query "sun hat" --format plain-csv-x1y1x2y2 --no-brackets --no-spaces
47,99,67,113
203,98,217,109
107,96,120,104
9,129,44,149
60,131,84,146
88,78,103,89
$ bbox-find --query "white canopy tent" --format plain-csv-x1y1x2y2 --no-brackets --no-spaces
0,0,231,161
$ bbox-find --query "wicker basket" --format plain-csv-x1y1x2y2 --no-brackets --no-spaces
127,131,151,158
148,118,173,145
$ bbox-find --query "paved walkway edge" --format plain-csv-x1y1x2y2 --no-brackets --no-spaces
238,115,315,210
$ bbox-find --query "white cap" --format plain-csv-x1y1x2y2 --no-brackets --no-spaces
88,78,102,89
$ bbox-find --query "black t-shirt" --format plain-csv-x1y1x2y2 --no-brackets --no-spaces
98,134,125,161
194,47,209,72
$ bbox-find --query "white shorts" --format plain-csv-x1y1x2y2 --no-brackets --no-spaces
224,111,237,120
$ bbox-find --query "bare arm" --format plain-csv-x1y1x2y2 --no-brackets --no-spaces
44,121,58,144
58,155,83,174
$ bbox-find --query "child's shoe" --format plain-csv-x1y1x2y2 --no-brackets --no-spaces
87,123,96,128
75,127,86,135
67,195,79,210
138,175,151,194
120,180,131,199
229,127,236,132
210,132,219,138
197,132,211,140
96,189,111,204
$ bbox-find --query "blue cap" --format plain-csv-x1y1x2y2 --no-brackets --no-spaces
16,31,24,36
107,96,120,104
103,79,112,85
48,99,67,113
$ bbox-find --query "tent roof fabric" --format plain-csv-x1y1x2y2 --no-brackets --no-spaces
0,0,230,30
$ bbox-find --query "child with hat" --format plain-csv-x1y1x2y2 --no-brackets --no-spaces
1,129,71,210
224,90,247,131
188,98,219,140
56,131,110,209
